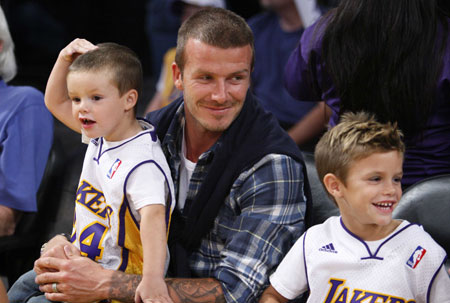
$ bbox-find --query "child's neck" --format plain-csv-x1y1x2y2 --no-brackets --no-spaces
104,118,143,142
343,218,401,241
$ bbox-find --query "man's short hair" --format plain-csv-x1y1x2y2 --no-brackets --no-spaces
175,7,255,72
315,111,405,187
69,42,143,98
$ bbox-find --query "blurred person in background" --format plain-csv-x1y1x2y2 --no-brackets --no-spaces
284,0,450,188
145,0,226,114
248,0,325,152
0,5,53,237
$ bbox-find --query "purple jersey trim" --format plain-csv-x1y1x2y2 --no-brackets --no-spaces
123,160,174,229
303,230,309,291
427,255,448,303
339,217,419,260
118,196,130,272
117,160,174,272
93,128,157,164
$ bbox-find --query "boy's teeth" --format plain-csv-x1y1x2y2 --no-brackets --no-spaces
376,202,393,207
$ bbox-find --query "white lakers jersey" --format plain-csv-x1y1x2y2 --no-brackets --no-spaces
71,120,175,275
270,216,449,303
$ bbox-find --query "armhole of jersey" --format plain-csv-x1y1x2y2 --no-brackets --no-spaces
123,160,174,233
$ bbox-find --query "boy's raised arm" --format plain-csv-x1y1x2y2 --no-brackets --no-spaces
44,38,97,133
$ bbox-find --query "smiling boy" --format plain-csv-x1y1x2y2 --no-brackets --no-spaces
260,112,450,303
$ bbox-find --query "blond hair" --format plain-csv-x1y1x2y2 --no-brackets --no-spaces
315,112,405,194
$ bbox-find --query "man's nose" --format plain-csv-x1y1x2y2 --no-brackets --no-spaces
211,80,227,104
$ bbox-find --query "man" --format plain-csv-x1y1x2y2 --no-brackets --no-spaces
34,8,310,302
0,5,53,237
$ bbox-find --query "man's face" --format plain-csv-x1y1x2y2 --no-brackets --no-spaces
172,38,252,136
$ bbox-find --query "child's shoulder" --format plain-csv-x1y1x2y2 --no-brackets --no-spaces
391,221,446,267
303,216,341,242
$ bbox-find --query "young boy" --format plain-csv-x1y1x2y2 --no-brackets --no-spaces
8,39,175,303
260,112,450,303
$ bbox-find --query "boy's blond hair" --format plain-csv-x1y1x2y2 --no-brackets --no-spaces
315,112,405,202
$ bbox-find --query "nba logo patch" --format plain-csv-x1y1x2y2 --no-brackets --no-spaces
406,246,427,269
107,158,122,179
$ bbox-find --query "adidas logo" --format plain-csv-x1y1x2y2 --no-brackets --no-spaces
319,243,338,254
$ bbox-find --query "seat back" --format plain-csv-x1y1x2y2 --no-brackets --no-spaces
393,174,450,255
302,152,339,226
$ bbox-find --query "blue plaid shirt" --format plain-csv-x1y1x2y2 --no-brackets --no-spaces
162,104,307,302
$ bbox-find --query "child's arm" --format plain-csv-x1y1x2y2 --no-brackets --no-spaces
135,204,173,303
259,285,289,303
429,264,450,302
44,38,97,133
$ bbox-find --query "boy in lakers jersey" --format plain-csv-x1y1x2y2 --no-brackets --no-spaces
8,39,175,303
260,112,450,303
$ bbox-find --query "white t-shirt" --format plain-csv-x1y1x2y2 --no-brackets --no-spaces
177,125,196,212
270,216,450,302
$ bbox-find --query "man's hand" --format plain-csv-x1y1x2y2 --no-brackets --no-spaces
34,234,78,275
35,244,113,303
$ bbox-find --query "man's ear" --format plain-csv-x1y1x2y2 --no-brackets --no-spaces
0,40,3,53
323,173,344,199
172,62,183,91
124,89,138,111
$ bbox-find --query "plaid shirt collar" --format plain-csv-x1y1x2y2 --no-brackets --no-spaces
161,103,219,209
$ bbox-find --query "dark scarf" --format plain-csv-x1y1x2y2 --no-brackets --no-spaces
147,92,312,276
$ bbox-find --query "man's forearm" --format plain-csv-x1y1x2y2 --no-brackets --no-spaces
108,273,225,303
166,277,225,303
109,271,142,303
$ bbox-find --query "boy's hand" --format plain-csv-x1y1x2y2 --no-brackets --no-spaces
135,276,174,303
34,235,80,275
60,38,97,63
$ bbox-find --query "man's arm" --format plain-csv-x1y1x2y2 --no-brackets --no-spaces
44,38,97,133
166,278,224,303
0,279,7,303
0,205,21,236
35,237,224,303
288,102,331,145
110,275,225,303
35,155,304,303
36,253,224,303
